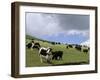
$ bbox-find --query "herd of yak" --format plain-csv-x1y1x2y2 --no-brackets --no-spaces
26,39,89,63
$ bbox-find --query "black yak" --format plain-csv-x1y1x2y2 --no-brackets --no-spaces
52,51,63,60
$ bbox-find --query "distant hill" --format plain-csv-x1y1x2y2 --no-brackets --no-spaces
26,35,51,43
26,35,41,40
26,35,63,45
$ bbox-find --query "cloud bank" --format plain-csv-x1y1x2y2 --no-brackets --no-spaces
26,12,90,43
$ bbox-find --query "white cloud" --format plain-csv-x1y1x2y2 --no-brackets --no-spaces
66,30,89,37
80,39,90,47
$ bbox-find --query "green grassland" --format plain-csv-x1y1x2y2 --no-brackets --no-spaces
26,35,89,67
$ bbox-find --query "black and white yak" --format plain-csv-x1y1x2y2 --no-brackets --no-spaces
26,41,41,50
26,42,32,49
32,43,41,50
39,47,52,63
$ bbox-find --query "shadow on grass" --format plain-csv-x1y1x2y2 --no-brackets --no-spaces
52,61,89,66
26,61,89,67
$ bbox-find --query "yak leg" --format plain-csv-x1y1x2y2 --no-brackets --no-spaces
40,55,43,63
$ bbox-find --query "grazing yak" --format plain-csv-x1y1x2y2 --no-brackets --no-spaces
81,45,89,53
26,40,34,49
26,41,41,50
26,42,32,49
32,42,41,50
51,42,56,45
68,45,73,48
83,49,88,53
39,47,52,63
52,51,63,60
75,45,82,51
66,44,73,49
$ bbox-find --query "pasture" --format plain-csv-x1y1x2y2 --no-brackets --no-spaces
26,36,89,67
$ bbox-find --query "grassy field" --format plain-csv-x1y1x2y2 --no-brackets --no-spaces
26,35,89,67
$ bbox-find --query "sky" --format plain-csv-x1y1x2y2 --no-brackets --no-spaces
26,12,90,44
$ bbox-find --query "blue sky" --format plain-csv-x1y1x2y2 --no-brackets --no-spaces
39,33,88,44
26,12,90,44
